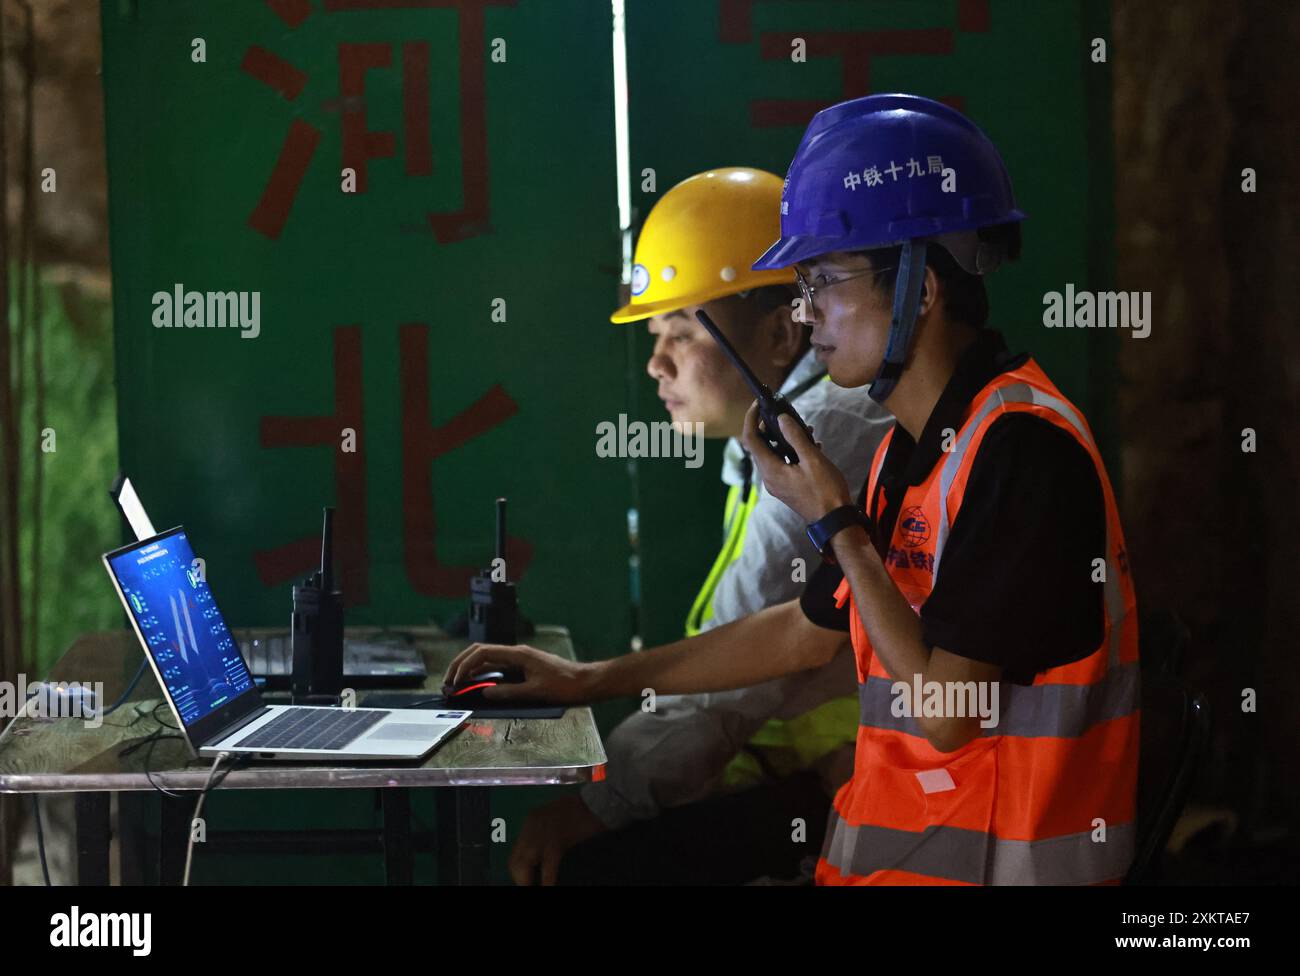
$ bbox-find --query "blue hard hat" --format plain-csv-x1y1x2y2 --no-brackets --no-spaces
753,93,1025,272
754,94,1025,403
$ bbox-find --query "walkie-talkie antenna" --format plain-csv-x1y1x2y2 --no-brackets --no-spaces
320,507,334,593
292,504,345,703
694,308,814,464
694,310,770,400
494,498,507,567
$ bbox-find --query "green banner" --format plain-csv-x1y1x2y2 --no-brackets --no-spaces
102,0,632,656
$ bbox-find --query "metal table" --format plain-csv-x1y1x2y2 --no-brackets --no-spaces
0,624,606,885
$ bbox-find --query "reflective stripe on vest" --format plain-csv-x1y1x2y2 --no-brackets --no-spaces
821,819,1138,886
932,382,1126,668
857,661,1140,739
817,359,1140,886
684,482,755,638
685,370,828,636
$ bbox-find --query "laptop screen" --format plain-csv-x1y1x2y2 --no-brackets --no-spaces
105,528,255,728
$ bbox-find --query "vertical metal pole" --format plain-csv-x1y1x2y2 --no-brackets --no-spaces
158,792,190,885
381,788,413,885
436,786,490,885
74,792,111,885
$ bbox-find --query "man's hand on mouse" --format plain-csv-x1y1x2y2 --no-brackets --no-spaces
443,643,592,704
509,794,607,886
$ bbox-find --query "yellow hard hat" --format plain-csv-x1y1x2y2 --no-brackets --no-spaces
610,167,794,323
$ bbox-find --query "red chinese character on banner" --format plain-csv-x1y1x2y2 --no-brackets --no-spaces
717,0,990,127
243,0,515,242
254,323,533,606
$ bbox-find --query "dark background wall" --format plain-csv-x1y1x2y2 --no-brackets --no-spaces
1114,0,1299,874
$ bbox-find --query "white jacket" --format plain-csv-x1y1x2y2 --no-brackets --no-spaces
581,349,893,829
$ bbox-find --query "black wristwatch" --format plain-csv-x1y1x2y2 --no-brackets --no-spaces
806,505,873,565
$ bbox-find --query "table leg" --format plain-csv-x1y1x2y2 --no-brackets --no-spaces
74,793,111,886
159,793,192,885
381,788,413,885
117,792,149,885
437,787,490,885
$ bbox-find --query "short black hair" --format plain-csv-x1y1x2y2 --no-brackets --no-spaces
855,222,1022,330
733,282,799,313
723,282,811,367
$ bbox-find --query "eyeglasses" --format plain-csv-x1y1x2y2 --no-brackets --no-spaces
794,265,895,323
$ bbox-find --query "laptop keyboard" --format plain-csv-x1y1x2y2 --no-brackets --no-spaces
231,707,392,752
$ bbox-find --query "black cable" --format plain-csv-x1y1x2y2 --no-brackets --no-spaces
118,725,186,798
150,699,178,729
102,700,153,731
101,656,148,716
401,697,443,709
30,794,51,886
116,702,248,828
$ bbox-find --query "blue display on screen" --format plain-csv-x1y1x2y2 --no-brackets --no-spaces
108,530,253,727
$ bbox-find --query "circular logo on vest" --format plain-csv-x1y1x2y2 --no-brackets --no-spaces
900,506,931,547
631,263,650,296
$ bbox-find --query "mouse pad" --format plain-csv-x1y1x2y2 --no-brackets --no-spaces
362,691,566,719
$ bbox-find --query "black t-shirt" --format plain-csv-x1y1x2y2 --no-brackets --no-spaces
800,330,1105,685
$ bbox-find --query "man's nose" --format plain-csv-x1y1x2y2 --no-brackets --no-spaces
646,342,674,381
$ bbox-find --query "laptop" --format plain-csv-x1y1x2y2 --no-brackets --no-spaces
102,526,469,761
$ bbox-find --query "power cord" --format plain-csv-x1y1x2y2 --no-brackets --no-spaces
58,693,244,885
183,752,231,887
30,794,51,886
27,680,235,886
115,709,243,883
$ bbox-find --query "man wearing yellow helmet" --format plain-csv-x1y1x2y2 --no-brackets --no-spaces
506,168,891,885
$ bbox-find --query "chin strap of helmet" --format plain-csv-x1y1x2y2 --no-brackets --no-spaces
868,239,928,403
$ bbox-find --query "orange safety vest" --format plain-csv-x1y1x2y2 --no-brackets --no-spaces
818,358,1140,885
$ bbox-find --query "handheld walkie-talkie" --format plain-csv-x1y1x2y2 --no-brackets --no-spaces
694,308,813,464
290,507,345,703
468,498,517,645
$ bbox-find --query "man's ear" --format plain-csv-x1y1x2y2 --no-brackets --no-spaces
917,264,940,318
763,301,806,371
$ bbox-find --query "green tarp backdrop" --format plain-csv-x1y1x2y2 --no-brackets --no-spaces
100,0,1113,882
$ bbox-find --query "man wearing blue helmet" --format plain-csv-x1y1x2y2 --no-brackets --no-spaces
447,94,1140,885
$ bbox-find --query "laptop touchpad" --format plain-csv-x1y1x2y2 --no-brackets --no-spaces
365,723,442,741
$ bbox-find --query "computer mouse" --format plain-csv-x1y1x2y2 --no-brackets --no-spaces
442,668,524,706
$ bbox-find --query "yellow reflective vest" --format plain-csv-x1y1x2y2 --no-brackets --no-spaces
685,471,859,788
